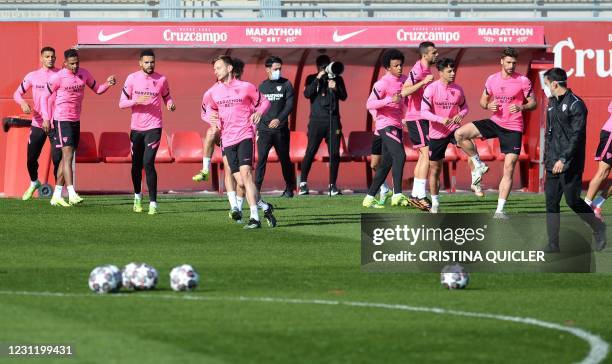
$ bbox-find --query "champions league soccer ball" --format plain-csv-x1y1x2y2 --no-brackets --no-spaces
440,264,470,290
130,263,159,290
169,264,200,291
121,262,140,290
88,265,121,294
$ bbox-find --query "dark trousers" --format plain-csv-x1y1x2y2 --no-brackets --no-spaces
300,120,341,186
545,169,604,246
130,128,161,202
28,126,62,181
255,128,295,191
368,126,406,196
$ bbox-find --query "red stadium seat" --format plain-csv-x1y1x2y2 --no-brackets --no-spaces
211,144,223,164
347,131,374,162
316,134,351,162
171,131,203,163
442,144,460,192
99,132,132,163
155,130,174,163
76,132,101,163
459,139,495,161
289,131,308,163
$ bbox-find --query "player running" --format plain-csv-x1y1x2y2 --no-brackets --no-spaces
362,49,409,208
41,48,116,205
13,46,65,203
206,55,276,229
119,49,175,215
401,41,438,211
584,100,612,220
420,58,469,213
454,47,537,219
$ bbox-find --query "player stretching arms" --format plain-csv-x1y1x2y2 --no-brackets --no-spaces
13,46,65,203
41,49,116,205
454,47,536,219
119,49,175,215
206,55,276,229
420,58,469,213
362,49,409,208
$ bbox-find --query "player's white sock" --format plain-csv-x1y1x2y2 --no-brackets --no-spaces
30,180,39,187
236,196,244,211
53,185,63,199
593,196,606,208
431,195,440,206
414,178,427,199
134,193,142,200
149,201,157,208
470,155,483,168
496,199,506,213
250,205,260,221
227,191,237,209
67,185,77,199
257,200,269,211
202,157,211,172
380,182,390,195
584,198,593,206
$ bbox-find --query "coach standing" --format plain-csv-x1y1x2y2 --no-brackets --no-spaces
255,56,296,197
299,54,347,196
543,67,606,252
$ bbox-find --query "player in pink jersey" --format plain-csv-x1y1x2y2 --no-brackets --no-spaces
420,58,470,213
197,59,247,223
119,49,175,215
41,48,116,206
363,49,410,209
401,41,438,211
454,47,537,219
584,100,612,220
207,55,276,229
12,46,65,202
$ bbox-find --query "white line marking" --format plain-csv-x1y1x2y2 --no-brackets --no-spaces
0,290,608,363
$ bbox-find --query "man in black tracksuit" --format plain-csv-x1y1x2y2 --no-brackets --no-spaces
300,54,348,196
542,67,606,252
255,56,296,197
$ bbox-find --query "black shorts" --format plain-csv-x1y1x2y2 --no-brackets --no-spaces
428,134,457,162
472,119,522,154
595,130,612,166
224,138,254,174
407,119,429,149
52,120,80,149
371,134,382,155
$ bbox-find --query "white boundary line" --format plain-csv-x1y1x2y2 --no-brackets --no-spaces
0,290,608,364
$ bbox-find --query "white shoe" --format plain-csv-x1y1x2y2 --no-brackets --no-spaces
493,211,509,220
471,164,489,185
430,204,439,214
471,181,485,197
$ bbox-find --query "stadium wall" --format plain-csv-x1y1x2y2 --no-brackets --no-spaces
0,21,610,196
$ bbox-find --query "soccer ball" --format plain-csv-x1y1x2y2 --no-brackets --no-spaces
170,264,200,291
121,262,140,290
106,264,123,289
131,263,158,290
440,264,470,289
88,265,121,294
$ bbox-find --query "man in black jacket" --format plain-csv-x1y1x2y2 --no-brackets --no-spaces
299,54,348,196
255,56,296,197
543,67,606,252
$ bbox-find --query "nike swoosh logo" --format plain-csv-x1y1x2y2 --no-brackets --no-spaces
332,29,367,43
98,29,133,42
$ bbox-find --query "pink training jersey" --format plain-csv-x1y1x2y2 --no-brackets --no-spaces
119,71,173,131
206,79,270,148
200,87,214,124
42,67,110,122
404,59,432,121
602,101,612,132
421,80,469,139
366,72,407,131
13,67,59,128
484,72,533,133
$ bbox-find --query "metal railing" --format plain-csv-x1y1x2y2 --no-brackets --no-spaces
0,0,610,19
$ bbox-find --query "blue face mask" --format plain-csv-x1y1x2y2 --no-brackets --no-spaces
270,69,281,81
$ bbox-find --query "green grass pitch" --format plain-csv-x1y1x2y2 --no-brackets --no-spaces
1,193,611,363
